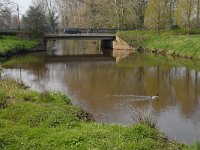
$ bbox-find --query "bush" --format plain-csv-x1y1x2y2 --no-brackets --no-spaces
170,25,180,30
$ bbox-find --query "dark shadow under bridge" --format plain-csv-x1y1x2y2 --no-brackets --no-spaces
44,33,116,49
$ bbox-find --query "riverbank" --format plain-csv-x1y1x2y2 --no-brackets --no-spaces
0,36,40,58
1,79,197,149
117,30,200,59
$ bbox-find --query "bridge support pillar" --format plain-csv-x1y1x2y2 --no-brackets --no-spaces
101,40,113,49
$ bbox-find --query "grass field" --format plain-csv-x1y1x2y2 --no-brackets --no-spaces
0,36,39,57
117,30,200,59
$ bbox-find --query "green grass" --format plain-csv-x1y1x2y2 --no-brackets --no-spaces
0,36,39,57
117,30,200,59
0,79,195,149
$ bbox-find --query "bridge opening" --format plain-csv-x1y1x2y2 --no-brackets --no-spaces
44,33,116,49
45,39,115,62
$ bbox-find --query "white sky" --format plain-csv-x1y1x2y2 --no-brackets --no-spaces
13,0,32,16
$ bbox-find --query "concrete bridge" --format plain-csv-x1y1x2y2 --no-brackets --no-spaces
44,33,116,49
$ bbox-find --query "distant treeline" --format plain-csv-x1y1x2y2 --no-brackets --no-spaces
1,0,200,35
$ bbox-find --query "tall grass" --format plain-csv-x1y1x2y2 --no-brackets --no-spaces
190,142,200,150
132,107,157,129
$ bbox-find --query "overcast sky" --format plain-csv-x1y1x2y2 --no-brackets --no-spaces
14,0,32,16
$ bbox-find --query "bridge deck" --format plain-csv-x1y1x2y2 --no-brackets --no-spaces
44,33,116,41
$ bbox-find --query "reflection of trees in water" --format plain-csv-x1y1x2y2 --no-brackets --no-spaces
56,61,200,121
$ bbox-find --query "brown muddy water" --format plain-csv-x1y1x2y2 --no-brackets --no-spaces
1,40,200,143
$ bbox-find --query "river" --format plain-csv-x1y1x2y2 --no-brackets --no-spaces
1,39,200,143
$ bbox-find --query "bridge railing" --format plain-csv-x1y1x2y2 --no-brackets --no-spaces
0,28,142,35
57,28,138,34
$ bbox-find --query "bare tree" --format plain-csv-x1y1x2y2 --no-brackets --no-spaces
44,0,59,33
176,0,194,34
144,0,167,33
196,0,200,29
163,0,177,28
0,0,12,30
129,0,147,28
55,0,83,28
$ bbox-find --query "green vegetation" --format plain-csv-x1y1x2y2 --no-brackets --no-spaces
133,108,157,129
0,63,2,72
2,55,41,68
117,53,200,71
118,30,200,59
0,36,39,58
0,79,196,149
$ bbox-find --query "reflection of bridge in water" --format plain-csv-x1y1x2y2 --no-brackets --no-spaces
44,33,116,49
44,54,116,63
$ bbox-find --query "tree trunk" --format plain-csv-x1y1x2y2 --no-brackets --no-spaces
187,0,192,35
197,0,200,29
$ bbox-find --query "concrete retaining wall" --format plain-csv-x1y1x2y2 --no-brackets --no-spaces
113,36,134,50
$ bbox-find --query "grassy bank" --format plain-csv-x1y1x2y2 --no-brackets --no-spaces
1,79,197,149
117,30,200,59
0,36,39,58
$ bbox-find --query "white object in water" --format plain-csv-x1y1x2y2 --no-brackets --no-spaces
151,95,159,100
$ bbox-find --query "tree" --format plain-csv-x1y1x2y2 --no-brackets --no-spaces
129,0,147,28
0,0,12,30
176,0,195,34
31,0,59,33
163,0,177,28
195,0,200,29
110,0,127,28
144,0,167,33
55,0,83,28
23,5,46,36
44,0,59,33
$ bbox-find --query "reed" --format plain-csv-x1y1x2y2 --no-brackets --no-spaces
132,107,157,129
